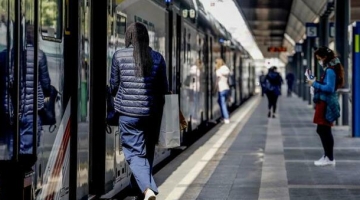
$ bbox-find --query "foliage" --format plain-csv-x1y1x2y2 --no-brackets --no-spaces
41,0,58,28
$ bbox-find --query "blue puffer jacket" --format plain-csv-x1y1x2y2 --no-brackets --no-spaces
0,46,50,119
110,47,169,117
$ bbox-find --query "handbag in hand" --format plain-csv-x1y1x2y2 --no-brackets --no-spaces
106,85,119,127
179,110,187,131
39,85,59,132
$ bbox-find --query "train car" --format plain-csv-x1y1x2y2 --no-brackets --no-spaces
0,0,255,199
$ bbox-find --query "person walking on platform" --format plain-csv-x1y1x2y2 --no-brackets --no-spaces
215,58,231,124
264,66,282,118
110,22,169,200
286,71,295,97
308,47,343,167
259,71,266,96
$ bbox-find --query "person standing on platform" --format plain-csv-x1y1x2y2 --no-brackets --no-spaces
286,71,295,97
308,47,343,167
259,71,266,97
215,58,231,124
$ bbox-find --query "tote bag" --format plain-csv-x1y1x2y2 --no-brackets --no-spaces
157,94,181,148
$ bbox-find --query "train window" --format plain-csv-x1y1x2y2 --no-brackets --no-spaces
134,16,157,49
115,13,126,35
134,16,143,23
40,0,63,42
134,16,154,31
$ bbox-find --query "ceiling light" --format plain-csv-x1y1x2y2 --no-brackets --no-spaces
284,33,295,46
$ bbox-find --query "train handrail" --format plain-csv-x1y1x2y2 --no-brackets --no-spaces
337,88,350,94
336,88,351,103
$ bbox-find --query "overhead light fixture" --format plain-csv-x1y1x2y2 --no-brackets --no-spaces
284,33,295,46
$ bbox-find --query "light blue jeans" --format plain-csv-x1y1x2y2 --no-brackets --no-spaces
218,90,230,120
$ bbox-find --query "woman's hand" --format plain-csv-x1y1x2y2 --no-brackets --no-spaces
308,79,314,86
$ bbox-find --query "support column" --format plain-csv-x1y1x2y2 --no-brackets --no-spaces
291,55,296,95
306,38,313,105
319,15,329,47
302,41,307,101
317,15,329,78
295,43,302,96
296,52,302,96
335,0,350,125
353,22,360,137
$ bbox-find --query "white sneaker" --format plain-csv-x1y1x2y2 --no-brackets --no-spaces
144,189,156,200
224,119,230,124
314,155,325,165
314,156,336,166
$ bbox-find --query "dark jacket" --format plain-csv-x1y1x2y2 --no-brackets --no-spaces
286,73,295,85
312,66,340,123
265,71,282,95
259,74,266,86
110,47,169,117
1,46,50,120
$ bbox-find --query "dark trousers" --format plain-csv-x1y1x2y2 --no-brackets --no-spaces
261,85,265,96
316,125,334,160
287,83,293,97
266,92,279,113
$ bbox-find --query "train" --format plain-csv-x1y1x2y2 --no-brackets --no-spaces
0,0,256,199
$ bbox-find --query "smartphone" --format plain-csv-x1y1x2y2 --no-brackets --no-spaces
305,69,314,80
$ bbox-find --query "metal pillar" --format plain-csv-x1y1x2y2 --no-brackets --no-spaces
296,52,302,96
316,16,329,78
302,41,307,101
303,39,308,101
335,0,350,125
294,55,299,95
306,38,313,105
319,15,329,47
295,43,302,96
352,22,360,137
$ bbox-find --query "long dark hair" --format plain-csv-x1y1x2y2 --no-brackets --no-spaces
314,46,344,88
125,22,153,77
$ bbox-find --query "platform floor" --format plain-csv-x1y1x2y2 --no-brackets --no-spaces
153,94,360,200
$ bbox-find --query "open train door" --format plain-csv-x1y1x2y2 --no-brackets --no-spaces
0,0,41,199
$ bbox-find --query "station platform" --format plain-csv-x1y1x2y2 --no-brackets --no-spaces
152,94,360,200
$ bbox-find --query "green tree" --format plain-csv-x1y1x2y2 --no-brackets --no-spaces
41,0,58,28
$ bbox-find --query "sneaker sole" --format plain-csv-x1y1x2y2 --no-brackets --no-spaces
314,163,336,166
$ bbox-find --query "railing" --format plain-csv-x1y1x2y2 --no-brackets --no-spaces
336,88,351,126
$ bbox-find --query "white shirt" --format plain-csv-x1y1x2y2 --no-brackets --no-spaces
216,65,230,92
189,65,201,92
